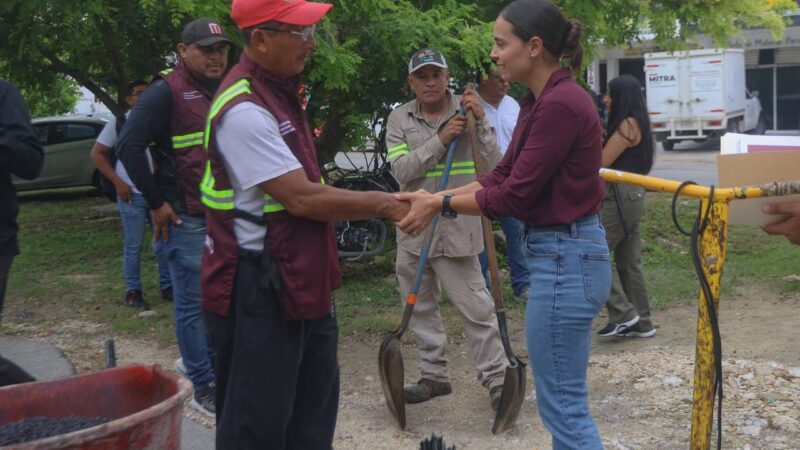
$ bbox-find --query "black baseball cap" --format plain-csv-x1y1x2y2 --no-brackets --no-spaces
182,18,232,46
408,48,448,74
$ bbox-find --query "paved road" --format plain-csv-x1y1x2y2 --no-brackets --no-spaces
649,140,719,187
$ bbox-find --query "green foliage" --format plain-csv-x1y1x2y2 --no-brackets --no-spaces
17,77,81,117
0,0,793,158
0,0,233,114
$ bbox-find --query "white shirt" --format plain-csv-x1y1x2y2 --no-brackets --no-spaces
216,102,302,250
96,113,153,194
480,95,520,154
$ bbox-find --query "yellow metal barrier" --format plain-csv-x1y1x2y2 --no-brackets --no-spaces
600,168,800,450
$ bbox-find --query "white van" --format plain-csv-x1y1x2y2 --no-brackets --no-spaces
645,48,765,150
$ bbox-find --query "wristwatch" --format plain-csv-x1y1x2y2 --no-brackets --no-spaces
441,193,457,218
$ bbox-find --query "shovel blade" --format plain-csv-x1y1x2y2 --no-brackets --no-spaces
378,332,406,429
492,356,527,434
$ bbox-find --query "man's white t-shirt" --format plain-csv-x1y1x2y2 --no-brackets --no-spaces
96,113,154,194
215,102,302,250
481,95,520,154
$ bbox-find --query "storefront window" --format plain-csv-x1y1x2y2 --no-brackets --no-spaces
746,68,774,130
776,66,800,131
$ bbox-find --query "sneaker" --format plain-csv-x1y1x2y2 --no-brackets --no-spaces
191,381,216,417
160,287,173,302
404,378,452,404
620,322,657,338
490,385,503,411
124,290,149,309
513,288,530,303
597,315,639,337
175,358,187,376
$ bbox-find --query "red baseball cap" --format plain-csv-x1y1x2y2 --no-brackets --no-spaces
231,0,333,30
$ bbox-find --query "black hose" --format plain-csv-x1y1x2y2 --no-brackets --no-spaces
671,182,724,450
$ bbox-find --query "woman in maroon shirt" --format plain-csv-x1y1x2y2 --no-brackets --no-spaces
397,0,610,447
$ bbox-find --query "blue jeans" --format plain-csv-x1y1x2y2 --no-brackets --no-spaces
117,193,172,292
158,214,214,388
479,216,530,296
522,214,611,450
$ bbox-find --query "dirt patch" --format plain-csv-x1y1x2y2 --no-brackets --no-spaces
2,287,798,449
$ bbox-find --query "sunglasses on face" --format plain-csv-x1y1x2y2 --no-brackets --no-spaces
258,24,316,42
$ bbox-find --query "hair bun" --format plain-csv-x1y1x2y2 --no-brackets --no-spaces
563,19,582,52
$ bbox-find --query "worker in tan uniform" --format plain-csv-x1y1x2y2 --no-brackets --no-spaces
385,48,507,410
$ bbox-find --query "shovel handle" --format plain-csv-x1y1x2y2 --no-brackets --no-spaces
396,110,464,336
465,99,507,311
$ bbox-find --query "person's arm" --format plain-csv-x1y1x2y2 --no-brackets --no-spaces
90,118,132,202
762,202,800,245
602,117,640,167
386,109,465,185
116,80,172,209
397,102,578,234
261,170,408,222
0,82,43,180
216,102,410,225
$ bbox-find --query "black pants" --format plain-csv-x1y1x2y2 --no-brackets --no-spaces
0,354,34,388
215,254,339,450
0,255,13,321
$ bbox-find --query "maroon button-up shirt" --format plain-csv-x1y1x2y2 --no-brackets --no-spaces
475,68,604,226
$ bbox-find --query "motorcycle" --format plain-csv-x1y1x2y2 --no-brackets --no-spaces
324,125,399,261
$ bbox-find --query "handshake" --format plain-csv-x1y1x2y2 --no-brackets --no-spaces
383,190,446,236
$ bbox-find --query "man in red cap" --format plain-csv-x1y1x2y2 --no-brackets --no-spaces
201,1,408,448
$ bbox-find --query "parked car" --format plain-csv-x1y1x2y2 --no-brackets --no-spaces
12,115,107,192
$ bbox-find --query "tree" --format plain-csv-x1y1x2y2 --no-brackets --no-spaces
19,77,81,117
0,0,794,164
0,0,232,117
306,0,796,163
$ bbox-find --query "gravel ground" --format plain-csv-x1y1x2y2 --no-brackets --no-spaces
3,289,798,449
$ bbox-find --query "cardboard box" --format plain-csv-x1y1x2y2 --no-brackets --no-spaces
717,134,800,226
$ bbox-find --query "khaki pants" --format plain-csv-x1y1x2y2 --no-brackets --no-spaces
600,183,653,329
395,248,506,389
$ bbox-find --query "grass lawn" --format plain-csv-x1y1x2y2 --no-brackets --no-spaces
3,190,799,346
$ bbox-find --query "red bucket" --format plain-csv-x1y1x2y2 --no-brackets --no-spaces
0,364,192,449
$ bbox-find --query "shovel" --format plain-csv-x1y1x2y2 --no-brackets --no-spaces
465,95,527,434
378,112,463,430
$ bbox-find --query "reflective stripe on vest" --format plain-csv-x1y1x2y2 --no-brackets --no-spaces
424,160,476,177
172,131,205,149
387,143,409,159
200,161,288,213
204,79,253,149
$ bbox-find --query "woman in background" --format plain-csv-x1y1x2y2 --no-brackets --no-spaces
596,75,657,339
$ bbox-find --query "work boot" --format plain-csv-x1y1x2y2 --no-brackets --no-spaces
191,380,216,417
124,290,149,309
490,385,503,411
160,287,173,302
404,378,452,404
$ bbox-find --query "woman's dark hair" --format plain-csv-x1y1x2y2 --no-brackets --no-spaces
500,0,583,75
606,74,654,172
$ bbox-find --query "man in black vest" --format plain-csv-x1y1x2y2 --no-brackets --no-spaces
0,80,43,323
0,80,42,386
116,19,232,417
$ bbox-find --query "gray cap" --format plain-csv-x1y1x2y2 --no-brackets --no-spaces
408,48,448,74
182,18,232,46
